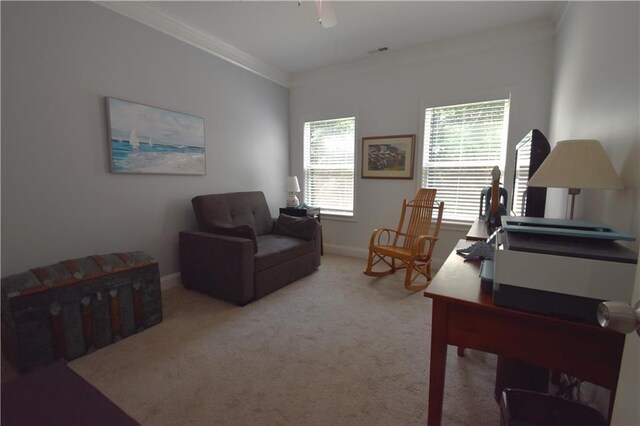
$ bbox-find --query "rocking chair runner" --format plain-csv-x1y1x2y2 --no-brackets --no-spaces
364,188,444,291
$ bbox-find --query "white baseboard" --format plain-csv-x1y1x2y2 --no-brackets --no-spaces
324,243,369,259
165,250,445,291
324,243,445,273
160,272,181,291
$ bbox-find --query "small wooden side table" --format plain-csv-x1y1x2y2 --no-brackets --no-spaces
279,207,323,255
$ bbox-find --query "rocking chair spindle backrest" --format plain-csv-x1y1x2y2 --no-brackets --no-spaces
397,188,439,250
364,187,444,291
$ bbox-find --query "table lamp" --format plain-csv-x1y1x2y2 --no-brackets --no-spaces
286,176,301,208
527,139,623,219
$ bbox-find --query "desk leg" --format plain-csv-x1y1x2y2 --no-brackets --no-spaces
428,300,449,426
608,386,617,424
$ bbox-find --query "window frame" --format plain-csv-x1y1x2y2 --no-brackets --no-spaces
419,97,511,224
302,114,358,219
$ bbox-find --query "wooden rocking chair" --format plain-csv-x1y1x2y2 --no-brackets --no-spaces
364,188,444,291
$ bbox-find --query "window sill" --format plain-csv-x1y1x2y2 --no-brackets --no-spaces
440,220,474,233
319,216,474,229
321,213,357,223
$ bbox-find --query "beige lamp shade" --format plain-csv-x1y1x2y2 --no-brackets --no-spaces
527,139,623,190
527,139,623,219
285,176,301,192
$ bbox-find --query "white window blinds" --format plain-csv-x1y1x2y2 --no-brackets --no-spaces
422,99,510,222
303,117,356,216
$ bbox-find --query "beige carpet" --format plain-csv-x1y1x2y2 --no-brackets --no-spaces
70,254,500,425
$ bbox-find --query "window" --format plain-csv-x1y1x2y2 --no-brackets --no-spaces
303,117,356,216
421,99,510,222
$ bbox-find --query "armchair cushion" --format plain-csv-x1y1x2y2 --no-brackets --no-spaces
254,234,316,272
203,220,258,253
273,214,319,241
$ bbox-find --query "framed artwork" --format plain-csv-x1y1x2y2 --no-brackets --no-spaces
362,134,415,179
106,97,206,175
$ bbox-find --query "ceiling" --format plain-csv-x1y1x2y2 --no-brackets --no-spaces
145,1,565,76
99,1,566,85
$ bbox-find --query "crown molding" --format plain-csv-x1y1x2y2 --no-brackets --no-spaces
95,1,291,88
290,18,556,88
554,2,571,34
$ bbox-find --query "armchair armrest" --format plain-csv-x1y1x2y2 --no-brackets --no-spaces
179,231,255,305
369,227,438,258
202,220,258,253
369,227,399,246
411,234,440,257
273,215,320,241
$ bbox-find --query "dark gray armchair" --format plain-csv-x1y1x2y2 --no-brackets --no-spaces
179,191,321,305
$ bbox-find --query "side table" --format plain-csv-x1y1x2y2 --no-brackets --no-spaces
279,207,323,255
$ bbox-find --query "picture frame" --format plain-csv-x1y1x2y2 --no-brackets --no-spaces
362,134,415,179
106,97,206,175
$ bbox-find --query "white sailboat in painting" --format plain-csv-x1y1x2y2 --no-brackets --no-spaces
129,129,140,151
147,137,153,147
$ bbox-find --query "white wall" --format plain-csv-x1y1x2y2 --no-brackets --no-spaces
290,21,555,263
548,2,639,424
548,3,639,239
1,2,290,277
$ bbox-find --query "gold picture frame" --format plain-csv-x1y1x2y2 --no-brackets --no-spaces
362,134,415,179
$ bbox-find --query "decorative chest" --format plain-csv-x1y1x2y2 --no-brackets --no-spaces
1,252,162,372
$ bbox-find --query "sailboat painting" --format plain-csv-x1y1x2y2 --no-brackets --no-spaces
106,97,205,175
129,129,140,151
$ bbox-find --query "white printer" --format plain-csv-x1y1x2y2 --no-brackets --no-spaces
492,216,637,325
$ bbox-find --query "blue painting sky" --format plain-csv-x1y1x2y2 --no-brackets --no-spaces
108,98,205,148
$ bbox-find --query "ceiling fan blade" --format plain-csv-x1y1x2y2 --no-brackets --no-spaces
314,0,337,28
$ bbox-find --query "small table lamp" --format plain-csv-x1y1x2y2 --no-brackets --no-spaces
527,139,623,219
286,176,301,208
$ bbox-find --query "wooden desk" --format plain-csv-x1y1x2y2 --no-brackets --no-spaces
466,218,490,241
423,240,625,425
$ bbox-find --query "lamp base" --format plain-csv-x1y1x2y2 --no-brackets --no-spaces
286,193,299,208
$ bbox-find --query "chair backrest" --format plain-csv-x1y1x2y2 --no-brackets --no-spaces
191,191,274,236
396,188,443,250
